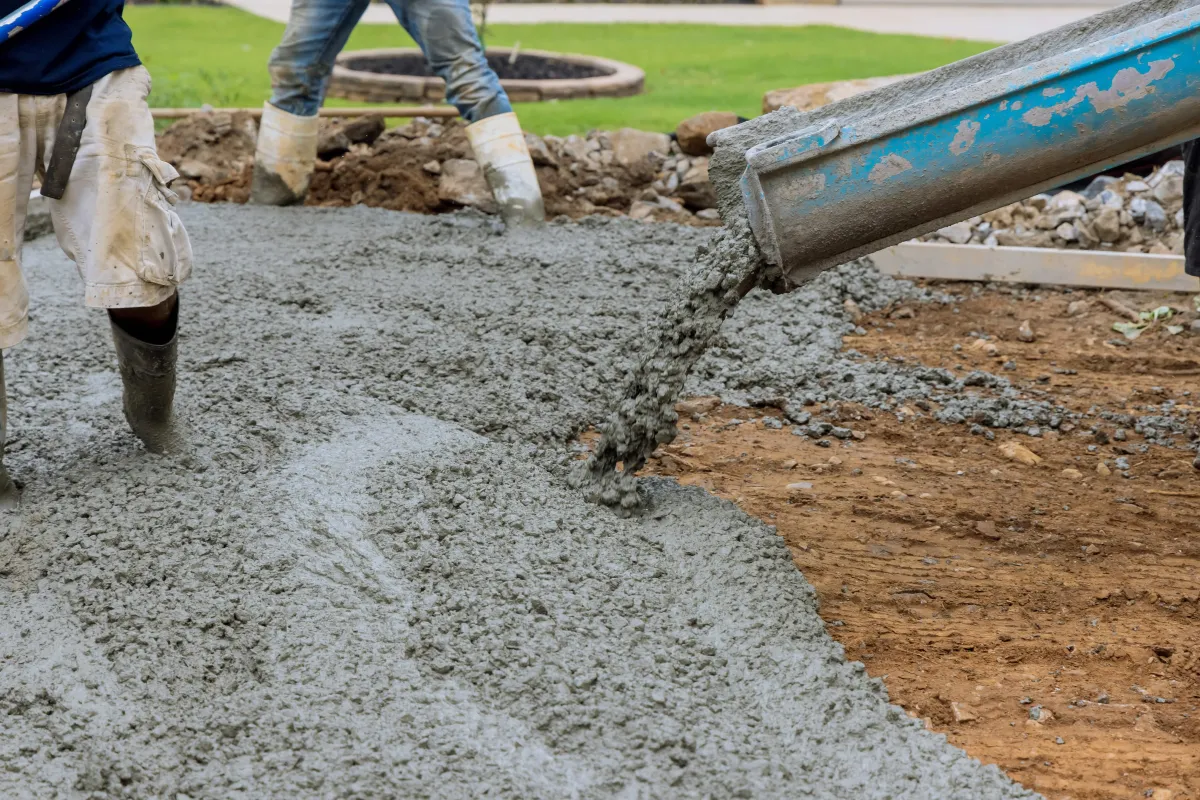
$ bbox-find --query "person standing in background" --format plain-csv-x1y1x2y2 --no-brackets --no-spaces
251,0,545,226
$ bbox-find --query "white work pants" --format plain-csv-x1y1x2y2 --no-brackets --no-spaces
0,66,191,349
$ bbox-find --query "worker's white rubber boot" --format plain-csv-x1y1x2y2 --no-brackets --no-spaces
465,112,545,227
250,103,319,206
0,352,20,509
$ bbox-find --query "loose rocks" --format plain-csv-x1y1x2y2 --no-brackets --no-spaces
316,113,385,159
158,115,718,226
999,440,1042,466
674,111,739,156
437,158,496,211
921,162,1188,254
607,127,672,168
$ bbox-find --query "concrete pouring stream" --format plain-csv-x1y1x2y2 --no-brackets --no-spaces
0,205,1041,798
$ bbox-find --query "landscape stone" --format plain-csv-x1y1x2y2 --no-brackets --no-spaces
675,111,739,156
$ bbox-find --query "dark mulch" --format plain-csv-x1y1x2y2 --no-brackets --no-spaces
340,52,611,81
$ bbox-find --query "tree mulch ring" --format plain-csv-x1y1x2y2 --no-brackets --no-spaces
339,52,611,82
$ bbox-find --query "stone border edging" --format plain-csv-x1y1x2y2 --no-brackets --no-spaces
872,241,1195,292
329,48,645,104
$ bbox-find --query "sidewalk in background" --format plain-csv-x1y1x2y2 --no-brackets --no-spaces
219,0,1108,43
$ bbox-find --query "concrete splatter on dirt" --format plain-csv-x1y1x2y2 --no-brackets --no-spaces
639,278,1200,798
0,205,1038,798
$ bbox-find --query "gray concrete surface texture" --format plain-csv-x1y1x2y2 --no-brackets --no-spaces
0,206,1044,798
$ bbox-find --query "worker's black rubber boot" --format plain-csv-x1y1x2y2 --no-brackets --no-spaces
1183,140,1200,278
109,302,179,454
0,352,20,509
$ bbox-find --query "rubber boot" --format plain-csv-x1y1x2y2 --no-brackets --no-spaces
0,352,19,509
250,102,319,206
465,112,545,227
109,302,179,454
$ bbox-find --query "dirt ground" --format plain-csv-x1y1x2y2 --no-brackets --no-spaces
642,283,1200,800
155,113,709,224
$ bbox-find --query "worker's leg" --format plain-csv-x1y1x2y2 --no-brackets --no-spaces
107,293,180,453
44,66,192,453
387,0,508,123
1184,141,1200,278
389,0,545,226
251,0,371,205
1187,141,1200,470
0,93,39,505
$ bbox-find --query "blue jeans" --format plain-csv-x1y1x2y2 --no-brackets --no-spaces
267,0,511,123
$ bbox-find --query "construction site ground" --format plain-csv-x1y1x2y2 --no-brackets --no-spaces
4,206,1044,798
4,201,1197,797
642,283,1200,800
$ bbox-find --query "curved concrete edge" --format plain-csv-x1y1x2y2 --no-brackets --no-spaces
329,47,645,104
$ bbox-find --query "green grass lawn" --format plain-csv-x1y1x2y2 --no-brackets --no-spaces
129,5,993,136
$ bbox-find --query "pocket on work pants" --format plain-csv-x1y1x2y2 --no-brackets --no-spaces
61,66,191,307
133,147,192,287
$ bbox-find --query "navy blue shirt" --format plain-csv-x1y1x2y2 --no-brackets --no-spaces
0,0,140,95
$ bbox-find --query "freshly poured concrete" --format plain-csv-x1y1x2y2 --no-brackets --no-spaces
575,219,765,510
0,206,1038,798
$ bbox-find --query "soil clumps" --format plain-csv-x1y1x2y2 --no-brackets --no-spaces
156,114,716,224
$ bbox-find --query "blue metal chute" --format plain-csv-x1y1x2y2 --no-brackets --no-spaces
734,0,1200,286
1,0,72,41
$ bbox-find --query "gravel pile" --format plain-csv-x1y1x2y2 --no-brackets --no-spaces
157,114,721,225
922,161,1187,254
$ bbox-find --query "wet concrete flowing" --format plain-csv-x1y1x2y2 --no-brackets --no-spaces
0,205,1044,798
572,220,764,510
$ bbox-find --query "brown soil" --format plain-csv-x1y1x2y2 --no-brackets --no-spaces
155,115,708,224
631,284,1200,800
155,111,260,203
307,121,472,213
850,285,1200,428
304,122,671,220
